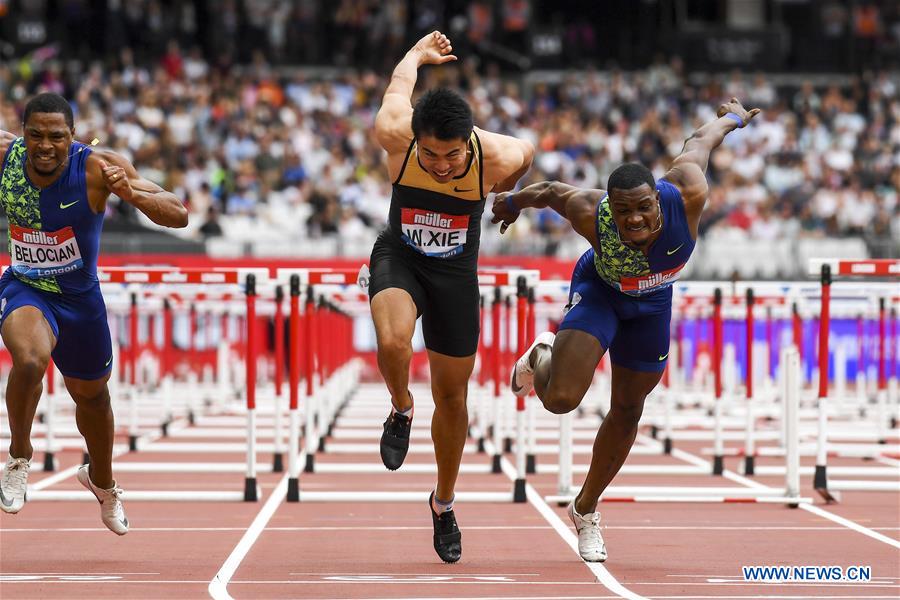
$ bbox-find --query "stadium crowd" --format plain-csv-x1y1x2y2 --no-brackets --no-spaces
1,40,898,258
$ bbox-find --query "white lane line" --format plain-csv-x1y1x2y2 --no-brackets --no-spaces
289,572,541,576
647,435,900,551
223,593,900,599
207,473,288,600
798,503,900,550
483,438,649,600
3,525,900,533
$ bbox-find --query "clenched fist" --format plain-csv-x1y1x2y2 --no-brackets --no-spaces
99,159,133,201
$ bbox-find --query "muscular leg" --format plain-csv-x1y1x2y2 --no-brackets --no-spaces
574,364,663,515
1,307,56,460
65,375,115,489
533,329,606,415
370,288,417,411
427,350,475,502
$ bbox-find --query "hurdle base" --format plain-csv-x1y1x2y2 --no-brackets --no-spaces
513,479,526,503
503,438,513,453
491,454,502,473
287,478,299,502
243,477,258,502
663,438,673,454
304,454,315,473
128,435,138,452
712,455,724,475
477,438,486,453
272,453,284,473
161,421,169,437
188,411,196,426
526,454,536,474
743,455,755,476
650,425,659,439
813,464,839,503
42,452,56,473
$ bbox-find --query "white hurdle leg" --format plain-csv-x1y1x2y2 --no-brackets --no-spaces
558,411,573,498
783,347,801,503
42,367,56,472
514,398,526,501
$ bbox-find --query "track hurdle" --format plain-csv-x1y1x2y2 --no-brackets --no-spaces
25,266,270,503
810,259,900,501
281,266,541,504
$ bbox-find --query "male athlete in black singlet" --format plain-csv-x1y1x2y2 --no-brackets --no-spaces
371,31,534,563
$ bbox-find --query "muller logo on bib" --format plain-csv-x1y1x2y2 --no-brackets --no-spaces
618,263,686,295
400,208,469,258
21,230,59,245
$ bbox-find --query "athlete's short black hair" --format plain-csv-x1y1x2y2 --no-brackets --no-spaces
411,88,473,141
23,93,74,130
607,162,655,193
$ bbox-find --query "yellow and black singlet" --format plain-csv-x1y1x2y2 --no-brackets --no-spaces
386,132,485,268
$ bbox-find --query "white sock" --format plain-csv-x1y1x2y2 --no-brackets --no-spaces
432,493,454,514
392,392,413,417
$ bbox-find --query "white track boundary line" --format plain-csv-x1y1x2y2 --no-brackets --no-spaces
647,434,900,550
483,439,648,600
798,503,900,550
208,473,288,600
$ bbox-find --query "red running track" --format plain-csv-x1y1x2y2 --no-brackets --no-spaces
2,389,898,600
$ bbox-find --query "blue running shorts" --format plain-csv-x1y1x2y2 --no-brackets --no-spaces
558,249,672,373
0,272,113,380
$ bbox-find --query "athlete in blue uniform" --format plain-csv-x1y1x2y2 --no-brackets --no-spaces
0,93,188,533
492,98,761,562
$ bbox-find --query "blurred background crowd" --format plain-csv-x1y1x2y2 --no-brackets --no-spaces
0,0,898,277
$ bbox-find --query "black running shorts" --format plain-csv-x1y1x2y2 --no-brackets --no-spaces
368,234,480,357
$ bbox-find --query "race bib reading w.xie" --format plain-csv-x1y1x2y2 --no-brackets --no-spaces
9,224,83,279
400,208,469,258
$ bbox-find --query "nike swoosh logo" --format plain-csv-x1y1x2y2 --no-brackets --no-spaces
0,487,11,507
666,244,684,256
105,356,113,367
60,200,80,209
658,353,669,361
453,186,473,193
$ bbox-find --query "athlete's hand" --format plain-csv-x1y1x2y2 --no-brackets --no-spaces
491,192,520,234
99,159,133,201
716,97,761,127
411,31,457,66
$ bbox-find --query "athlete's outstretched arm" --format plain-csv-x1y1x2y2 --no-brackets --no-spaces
374,31,457,154
88,150,188,228
665,97,761,209
492,181,602,245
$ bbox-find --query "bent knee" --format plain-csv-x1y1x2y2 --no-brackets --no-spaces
70,387,111,410
378,335,412,359
434,392,467,414
13,352,50,384
541,392,580,415
609,398,645,425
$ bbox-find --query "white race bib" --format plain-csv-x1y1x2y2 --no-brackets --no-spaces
9,224,83,279
399,208,469,258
